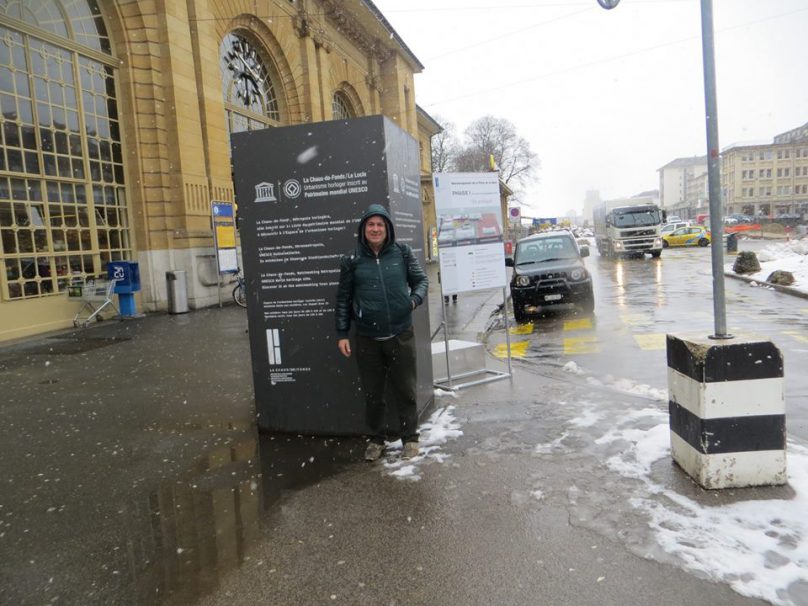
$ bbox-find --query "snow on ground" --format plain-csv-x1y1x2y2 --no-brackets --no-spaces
728,239,808,294
539,371,808,606
563,360,668,402
381,404,463,481
599,413,808,606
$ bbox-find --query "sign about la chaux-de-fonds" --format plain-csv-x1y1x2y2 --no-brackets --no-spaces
231,116,431,435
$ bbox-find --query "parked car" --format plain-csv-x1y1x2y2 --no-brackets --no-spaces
660,221,690,237
505,231,594,322
662,225,711,248
666,215,683,223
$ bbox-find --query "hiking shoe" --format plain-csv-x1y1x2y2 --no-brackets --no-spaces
364,442,384,461
402,442,420,459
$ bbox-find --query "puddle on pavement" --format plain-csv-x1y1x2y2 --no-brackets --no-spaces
75,432,361,604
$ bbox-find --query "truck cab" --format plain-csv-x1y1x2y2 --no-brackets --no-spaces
593,204,664,259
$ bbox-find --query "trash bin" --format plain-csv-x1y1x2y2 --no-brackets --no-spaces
726,232,738,254
166,270,188,314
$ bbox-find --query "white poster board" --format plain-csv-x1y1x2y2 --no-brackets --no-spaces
433,172,507,295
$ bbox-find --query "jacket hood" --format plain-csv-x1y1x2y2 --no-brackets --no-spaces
358,204,395,250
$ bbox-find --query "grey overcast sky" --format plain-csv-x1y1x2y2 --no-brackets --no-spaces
371,0,808,217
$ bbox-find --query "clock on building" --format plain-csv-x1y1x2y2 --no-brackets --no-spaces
225,35,266,107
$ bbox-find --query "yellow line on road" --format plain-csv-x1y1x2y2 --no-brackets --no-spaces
563,335,599,355
782,330,808,344
620,313,651,327
509,323,534,335
493,341,530,358
633,333,667,351
563,318,593,331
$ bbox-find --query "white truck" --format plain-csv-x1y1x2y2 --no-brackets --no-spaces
593,204,665,258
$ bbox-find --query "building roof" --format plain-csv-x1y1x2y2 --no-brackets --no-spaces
362,0,425,70
658,156,707,171
774,121,808,144
416,105,443,135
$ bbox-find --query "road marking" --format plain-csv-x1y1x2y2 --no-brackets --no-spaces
634,333,667,351
782,330,808,344
563,318,593,331
509,323,534,335
563,335,599,355
620,313,651,327
493,341,530,358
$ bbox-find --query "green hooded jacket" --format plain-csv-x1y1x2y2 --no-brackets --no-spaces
335,204,429,339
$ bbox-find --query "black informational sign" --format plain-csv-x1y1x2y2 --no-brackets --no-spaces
231,116,433,435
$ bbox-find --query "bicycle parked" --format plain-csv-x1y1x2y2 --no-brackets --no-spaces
232,269,246,308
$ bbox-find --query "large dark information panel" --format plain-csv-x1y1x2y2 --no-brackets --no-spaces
231,116,433,435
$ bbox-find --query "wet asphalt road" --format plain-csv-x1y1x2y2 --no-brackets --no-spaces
0,250,798,605
496,239,808,442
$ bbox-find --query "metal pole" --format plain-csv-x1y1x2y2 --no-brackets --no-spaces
441,290,453,388
700,0,731,339
502,287,513,378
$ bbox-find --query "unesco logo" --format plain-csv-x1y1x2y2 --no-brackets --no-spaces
283,179,301,199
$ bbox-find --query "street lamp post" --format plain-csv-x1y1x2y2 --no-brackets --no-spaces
596,0,730,339
699,0,731,339
598,0,788,491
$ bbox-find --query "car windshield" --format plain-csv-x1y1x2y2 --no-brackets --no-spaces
613,209,662,227
515,237,578,265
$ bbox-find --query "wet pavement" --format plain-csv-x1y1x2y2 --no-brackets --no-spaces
0,261,795,605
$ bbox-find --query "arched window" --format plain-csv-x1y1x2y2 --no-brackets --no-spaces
0,0,128,300
220,32,283,134
332,91,354,120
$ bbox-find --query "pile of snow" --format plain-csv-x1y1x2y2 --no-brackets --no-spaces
598,415,808,606
563,361,668,401
730,240,808,293
382,405,463,481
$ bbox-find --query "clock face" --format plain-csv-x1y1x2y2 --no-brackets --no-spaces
225,36,266,107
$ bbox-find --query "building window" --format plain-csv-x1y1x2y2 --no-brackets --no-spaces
331,91,355,120
0,1,129,301
220,32,283,135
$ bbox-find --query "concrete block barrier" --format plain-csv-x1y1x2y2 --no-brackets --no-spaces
666,334,786,489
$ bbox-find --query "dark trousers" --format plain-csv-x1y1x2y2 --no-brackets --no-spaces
355,328,419,445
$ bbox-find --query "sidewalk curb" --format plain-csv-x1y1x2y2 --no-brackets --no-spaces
724,271,808,300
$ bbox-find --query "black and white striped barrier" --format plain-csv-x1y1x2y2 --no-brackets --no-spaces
666,335,786,489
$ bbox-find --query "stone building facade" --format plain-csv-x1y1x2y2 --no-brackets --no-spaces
0,0,427,342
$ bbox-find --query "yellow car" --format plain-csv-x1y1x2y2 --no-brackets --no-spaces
662,225,711,248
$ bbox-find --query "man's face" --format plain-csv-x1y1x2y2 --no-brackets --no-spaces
364,215,387,249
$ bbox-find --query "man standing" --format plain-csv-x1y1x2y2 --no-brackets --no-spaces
335,204,429,461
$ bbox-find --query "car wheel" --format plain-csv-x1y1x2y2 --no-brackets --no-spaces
580,293,595,314
662,240,669,248
698,238,709,247
651,250,662,258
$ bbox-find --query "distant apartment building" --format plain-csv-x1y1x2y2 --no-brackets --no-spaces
657,156,707,216
722,121,808,220
582,189,602,224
